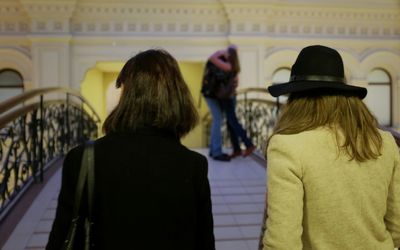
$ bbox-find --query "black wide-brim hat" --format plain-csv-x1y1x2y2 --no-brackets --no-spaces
268,45,367,99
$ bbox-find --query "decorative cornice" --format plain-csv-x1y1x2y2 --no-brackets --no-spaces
0,2,26,17
73,3,226,18
17,0,77,34
0,1,399,39
0,2,29,34
223,4,400,37
19,0,77,18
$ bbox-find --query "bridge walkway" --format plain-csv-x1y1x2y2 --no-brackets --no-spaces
2,149,267,250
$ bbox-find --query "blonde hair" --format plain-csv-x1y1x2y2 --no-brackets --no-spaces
271,93,382,162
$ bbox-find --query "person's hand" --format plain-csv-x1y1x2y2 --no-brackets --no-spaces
217,49,228,59
222,49,229,58
209,49,232,71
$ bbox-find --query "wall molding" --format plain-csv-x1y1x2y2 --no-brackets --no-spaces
0,1,398,38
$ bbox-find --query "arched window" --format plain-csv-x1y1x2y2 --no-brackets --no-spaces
0,69,24,102
271,67,290,102
364,69,391,126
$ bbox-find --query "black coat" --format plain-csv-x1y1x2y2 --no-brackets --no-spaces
46,128,215,250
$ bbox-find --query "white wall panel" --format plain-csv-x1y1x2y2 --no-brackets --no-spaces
40,50,59,87
365,85,391,126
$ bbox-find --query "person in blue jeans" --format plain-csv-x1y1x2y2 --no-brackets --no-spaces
224,96,255,158
202,45,255,161
204,97,229,161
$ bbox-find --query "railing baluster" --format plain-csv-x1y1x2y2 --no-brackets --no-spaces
204,87,279,155
66,93,70,151
80,100,84,143
39,95,44,182
0,87,100,222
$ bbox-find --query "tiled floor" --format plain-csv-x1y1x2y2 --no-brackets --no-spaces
208,150,267,250
3,149,267,250
2,168,61,250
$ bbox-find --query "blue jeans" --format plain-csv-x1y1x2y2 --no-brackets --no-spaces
205,97,223,157
227,123,241,152
222,97,253,150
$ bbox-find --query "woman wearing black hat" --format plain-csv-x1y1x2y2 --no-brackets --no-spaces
262,45,400,249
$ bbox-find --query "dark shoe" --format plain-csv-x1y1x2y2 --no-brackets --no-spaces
213,153,231,162
243,146,256,157
229,150,242,159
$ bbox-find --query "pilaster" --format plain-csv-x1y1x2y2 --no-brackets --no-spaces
20,0,77,88
393,76,400,128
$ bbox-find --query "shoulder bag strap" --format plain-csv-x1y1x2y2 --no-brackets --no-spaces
82,140,95,250
64,141,95,250
85,140,95,221
72,141,95,217
72,143,90,216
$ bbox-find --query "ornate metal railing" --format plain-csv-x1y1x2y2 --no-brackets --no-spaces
203,87,280,155
0,87,100,221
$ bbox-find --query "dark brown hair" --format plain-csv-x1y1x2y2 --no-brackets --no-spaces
103,49,198,138
271,93,382,162
227,47,240,75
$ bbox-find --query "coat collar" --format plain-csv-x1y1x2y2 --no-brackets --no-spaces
109,127,179,140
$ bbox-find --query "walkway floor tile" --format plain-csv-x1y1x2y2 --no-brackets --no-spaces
3,148,267,250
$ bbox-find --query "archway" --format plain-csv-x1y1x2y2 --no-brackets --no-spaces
0,69,24,102
365,68,392,126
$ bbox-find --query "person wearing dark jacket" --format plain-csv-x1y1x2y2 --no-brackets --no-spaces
46,49,215,250
201,45,255,161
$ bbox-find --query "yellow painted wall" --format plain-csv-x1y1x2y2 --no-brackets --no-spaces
80,62,207,148
103,72,119,114
81,68,106,136
104,73,119,93
81,68,105,119
178,62,207,149
81,69,119,136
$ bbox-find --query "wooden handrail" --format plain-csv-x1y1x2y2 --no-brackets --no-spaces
0,87,100,126
0,87,101,222
0,100,87,128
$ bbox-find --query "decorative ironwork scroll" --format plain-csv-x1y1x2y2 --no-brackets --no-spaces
203,88,281,156
0,88,100,221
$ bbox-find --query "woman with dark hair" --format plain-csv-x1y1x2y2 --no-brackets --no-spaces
262,45,400,249
47,49,215,250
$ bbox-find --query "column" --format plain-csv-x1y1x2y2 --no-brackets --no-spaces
20,0,77,89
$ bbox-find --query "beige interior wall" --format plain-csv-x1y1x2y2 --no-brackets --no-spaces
178,62,207,148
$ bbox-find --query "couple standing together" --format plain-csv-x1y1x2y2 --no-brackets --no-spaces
201,45,256,161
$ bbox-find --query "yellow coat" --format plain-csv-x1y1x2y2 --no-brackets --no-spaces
263,128,400,250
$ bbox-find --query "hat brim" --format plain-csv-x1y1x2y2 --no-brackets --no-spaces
268,80,367,99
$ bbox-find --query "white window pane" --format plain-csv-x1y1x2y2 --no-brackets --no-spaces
0,70,23,87
365,85,391,126
272,68,290,84
368,69,390,84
